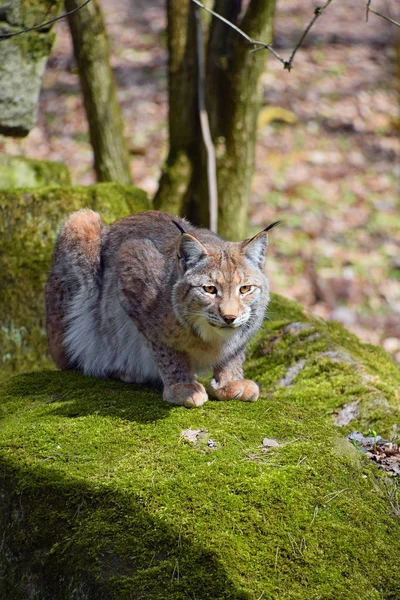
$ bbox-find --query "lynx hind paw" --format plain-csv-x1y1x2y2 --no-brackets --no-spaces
210,379,259,402
163,382,208,409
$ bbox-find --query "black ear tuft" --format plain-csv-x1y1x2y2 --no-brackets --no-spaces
172,220,186,235
262,220,282,233
241,220,281,267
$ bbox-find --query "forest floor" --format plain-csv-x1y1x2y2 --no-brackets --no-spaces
1,0,399,360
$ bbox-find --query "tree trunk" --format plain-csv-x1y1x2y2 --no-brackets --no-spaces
154,0,276,240
65,0,132,185
153,0,198,215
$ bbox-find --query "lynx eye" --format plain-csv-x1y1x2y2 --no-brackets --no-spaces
239,285,252,294
203,285,217,295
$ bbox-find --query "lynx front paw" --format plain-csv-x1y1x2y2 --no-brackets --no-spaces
163,382,208,409
210,379,259,402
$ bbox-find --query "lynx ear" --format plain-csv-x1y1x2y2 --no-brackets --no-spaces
241,221,281,267
177,233,208,267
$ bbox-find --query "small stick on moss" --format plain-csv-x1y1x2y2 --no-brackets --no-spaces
310,505,319,526
287,533,296,556
386,480,399,518
232,433,246,447
171,558,180,581
300,536,307,554
256,592,265,600
147,551,156,569
282,437,301,446
323,488,349,505
274,547,280,569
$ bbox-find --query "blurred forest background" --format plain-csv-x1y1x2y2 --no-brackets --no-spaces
1,0,399,357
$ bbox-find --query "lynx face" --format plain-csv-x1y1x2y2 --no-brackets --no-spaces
173,233,270,343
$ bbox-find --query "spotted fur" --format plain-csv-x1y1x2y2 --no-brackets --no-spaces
45,210,277,408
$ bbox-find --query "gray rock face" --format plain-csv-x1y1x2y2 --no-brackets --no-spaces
0,1,63,137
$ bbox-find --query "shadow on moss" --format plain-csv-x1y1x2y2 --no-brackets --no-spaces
2,371,172,425
0,460,247,600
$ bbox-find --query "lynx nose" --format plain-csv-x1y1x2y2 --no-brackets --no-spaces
222,314,237,325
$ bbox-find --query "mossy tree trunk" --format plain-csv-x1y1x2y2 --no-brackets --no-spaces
154,0,276,240
65,0,132,185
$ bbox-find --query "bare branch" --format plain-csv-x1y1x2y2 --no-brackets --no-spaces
285,0,334,71
191,0,285,66
195,8,218,233
191,0,335,71
366,0,371,22
366,3,400,27
191,0,257,46
0,0,92,41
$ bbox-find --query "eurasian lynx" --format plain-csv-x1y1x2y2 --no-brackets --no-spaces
45,210,279,408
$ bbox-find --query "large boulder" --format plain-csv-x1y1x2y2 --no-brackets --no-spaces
0,183,149,381
0,156,71,190
0,295,399,599
0,1,64,136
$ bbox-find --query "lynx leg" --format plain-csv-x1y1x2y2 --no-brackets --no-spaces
147,344,208,408
210,351,259,402
45,209,103,370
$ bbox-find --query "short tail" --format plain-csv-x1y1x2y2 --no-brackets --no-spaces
56,208,104,273
45,209,104,370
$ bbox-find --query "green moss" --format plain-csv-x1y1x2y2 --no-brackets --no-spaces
246,295,400,439
0,156,71,189
12,29,55,61
0,183,149,381
0,369,399,599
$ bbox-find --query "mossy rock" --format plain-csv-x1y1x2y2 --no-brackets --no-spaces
248,294,400,440
0,156,71,190
0,183,149,381
0,1,64,136
0,296,400,599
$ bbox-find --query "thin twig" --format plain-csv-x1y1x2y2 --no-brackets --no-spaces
195,8,218,233
366,0,372,22
367,5,400,27
284,0,334,71
191,0,335,71
171,558,180,581
192,0,284,65
274,546,280,569
191,0,267,47
323,488,349,505
0,0,92,40
233,433,246,447
310,505,319,526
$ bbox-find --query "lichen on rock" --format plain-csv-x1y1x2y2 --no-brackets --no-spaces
0,183,149,381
